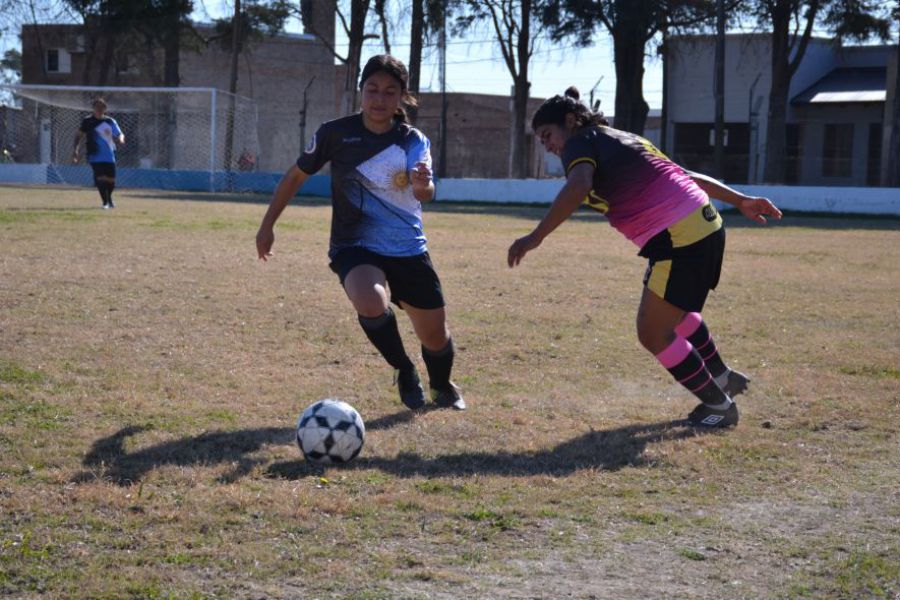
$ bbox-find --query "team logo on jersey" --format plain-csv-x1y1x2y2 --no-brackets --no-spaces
304,133,317,154
391,170,410,189
702,204,718,222
583,190,609,214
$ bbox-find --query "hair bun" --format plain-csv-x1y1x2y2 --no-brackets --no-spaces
564,86,580,100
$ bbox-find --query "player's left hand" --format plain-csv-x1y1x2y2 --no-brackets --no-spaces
739,197,782,224
507,232,542,268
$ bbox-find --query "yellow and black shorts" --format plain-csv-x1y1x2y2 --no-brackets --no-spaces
639,203,724,313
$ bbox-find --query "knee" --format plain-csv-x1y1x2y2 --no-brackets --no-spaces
354,297,389,319
636,320,675,355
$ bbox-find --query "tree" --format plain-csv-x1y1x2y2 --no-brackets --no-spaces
457,0,543,178
0,49,22,85
407,0,445,123
887,1,900,186
301,0,377,116
749,0,891,183
542,0,716,136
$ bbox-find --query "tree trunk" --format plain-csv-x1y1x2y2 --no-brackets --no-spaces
163,5,181,169
225,0,242,175
887,32,900,186
612,30,649,135
762,8,791,184
510,0,531,178
407,0,424,123
343,0,371,116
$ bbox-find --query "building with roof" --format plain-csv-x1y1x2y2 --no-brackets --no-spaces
665,33,897,186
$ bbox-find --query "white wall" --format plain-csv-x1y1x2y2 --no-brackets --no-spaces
435,176,900,216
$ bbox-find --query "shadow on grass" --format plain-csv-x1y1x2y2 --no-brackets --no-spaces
69,409,424,486
266,418,712,480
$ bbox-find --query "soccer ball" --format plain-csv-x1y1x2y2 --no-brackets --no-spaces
296,399,365,464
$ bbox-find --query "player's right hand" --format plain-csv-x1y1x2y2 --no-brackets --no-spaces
256,226,274,261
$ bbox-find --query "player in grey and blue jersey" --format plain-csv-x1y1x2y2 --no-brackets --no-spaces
256,55,465,412
72,98,125,209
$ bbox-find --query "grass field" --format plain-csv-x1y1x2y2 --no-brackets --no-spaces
1,186,898,599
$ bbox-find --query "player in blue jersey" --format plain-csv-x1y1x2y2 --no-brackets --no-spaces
72,98,125,209
256,55,465,411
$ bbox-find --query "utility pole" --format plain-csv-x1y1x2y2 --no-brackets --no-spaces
299,76,316,154
713,0,726,180
438,0,448,178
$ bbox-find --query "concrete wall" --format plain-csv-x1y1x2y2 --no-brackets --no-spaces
179,26,336,173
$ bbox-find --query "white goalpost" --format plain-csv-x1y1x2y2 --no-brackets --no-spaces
0,84,261,192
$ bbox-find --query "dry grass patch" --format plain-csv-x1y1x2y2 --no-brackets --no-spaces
1,186,898,599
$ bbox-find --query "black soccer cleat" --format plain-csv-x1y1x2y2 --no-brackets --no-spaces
716,369,750,398
431,381,466,410
394,367,426,410
687,401,739,428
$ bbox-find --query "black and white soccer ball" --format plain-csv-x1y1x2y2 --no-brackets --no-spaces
296,399,365,464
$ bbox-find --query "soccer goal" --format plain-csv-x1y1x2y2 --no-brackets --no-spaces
0,84,261,192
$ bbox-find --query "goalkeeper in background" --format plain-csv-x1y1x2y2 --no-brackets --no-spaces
72,98,125,209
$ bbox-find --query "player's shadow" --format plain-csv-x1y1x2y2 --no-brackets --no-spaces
69,409,419,486
266,418,710,480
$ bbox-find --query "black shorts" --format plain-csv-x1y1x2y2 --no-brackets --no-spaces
90,162,116,182
329,247,445,310
641,227,726,313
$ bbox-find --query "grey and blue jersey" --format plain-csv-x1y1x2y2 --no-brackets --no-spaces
297,114,431,258
79,116,122,164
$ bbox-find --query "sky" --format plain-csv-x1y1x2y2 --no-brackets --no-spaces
191,1,665,111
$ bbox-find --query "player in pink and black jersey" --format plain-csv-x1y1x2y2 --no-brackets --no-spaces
508,87,782,428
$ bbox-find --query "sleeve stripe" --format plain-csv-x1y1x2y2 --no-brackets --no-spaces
566,157,597,174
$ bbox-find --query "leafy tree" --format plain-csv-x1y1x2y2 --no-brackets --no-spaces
301,0,377,115
541,0,716,136
746,0,891,183
456,0,545,178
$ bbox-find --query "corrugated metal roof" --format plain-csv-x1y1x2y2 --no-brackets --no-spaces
791,67,886,105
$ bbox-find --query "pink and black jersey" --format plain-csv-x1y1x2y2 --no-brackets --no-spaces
561,126,714,249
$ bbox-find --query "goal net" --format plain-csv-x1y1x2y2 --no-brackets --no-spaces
0,84,261,191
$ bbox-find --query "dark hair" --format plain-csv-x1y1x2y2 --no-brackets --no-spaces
359,54,418,123
531,86,608,131
92,97,108,110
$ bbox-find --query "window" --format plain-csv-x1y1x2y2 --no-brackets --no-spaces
822,123,853,178
867,123,882,186
46,49,58,72
45,48,71,74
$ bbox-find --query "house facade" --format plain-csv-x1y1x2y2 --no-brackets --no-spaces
665,33,897,186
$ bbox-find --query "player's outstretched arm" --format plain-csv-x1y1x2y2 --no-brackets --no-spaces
257,165,310,261
507,162,593,268
687,171,782,224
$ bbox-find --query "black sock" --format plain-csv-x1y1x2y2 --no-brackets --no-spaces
96,186,108,205
676,313,728,377
657,338,731,409
422,339,454,390
358,308,413,370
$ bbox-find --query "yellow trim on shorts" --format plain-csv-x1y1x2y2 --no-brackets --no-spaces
647,259,672,299
668,203,723,248
566,156,597,175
